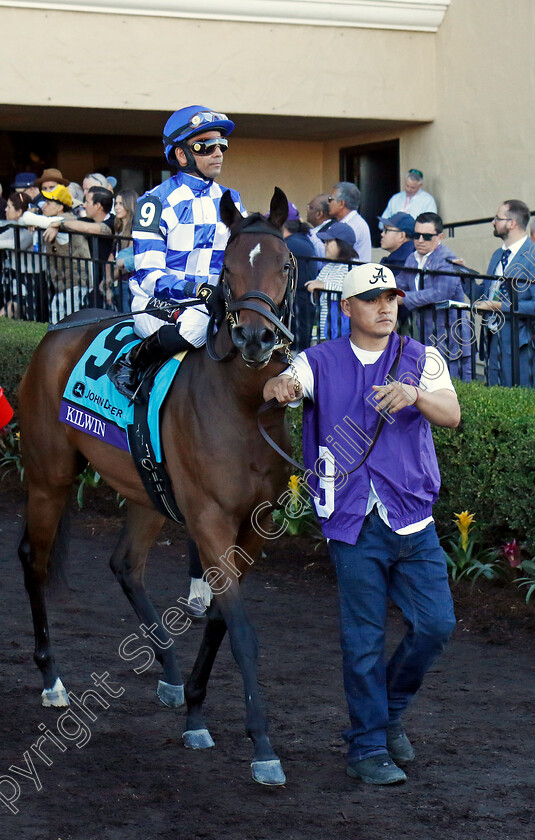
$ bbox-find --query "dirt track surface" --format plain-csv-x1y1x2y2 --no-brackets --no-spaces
1,491,534,840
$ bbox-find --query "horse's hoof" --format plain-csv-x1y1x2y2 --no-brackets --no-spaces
157,681,184,708
251,759,286,786
41,678,69,708
182,729,215,749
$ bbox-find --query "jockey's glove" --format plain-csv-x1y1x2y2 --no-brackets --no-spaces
197,283,226,323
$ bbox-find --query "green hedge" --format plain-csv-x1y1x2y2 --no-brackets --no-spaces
0,319,47,410
286,380,535,553
433,380,535,551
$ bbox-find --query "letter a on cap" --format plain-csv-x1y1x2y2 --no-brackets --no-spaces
370,266,388,285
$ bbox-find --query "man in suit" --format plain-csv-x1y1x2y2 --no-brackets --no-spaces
477,200,535,387
397,213,471,380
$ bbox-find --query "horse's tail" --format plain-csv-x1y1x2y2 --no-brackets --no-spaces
46,509,70,592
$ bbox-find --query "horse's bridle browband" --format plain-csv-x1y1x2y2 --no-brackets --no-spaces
206,220,297,363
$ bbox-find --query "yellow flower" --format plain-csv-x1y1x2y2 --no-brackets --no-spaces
454,510,476,552
288,474,300,502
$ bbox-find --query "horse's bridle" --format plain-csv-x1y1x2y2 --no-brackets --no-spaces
206,221,297,364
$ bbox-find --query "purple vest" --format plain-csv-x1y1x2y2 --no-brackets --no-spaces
302,333,441,544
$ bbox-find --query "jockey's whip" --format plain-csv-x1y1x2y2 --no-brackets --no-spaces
46,298,204,331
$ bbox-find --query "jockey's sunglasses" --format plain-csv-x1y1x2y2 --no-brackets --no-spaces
188,137,229,156
413,231,437,241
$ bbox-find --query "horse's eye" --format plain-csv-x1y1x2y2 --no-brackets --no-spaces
283,263,291,273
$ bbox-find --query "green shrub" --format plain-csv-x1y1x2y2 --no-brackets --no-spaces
0,319,47,411
434,380,535,551
287,380,535,553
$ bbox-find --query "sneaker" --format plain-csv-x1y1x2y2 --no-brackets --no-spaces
346,753,407,785
387,723,415,764
184,597,207,619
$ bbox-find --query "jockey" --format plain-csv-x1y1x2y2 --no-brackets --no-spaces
107,105,246,398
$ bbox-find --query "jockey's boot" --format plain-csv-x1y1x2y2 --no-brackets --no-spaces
107,324,193,400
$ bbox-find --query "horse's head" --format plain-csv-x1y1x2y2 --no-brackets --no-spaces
216,187,296,368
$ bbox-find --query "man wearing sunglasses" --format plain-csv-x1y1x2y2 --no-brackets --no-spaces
379,169,437,229
397,213,472,379
109,105,245,398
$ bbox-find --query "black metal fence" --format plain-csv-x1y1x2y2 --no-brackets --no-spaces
296,254,535,387
1,226,534,387
0,226,131,325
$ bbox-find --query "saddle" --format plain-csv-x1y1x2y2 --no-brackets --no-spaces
60,321,185,522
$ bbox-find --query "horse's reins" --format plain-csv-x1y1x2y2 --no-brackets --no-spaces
257,338,405,477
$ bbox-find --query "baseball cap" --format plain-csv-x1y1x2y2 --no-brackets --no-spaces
342,263,405,301
41,185,73,207
377,212,415,235
106,176,118,190
317,221,356,247
11,172,36,189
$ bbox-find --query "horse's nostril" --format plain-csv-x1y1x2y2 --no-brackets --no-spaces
260,328,276,348
233,326,247,347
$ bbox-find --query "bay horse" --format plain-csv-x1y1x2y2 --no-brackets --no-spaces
17,187,296,786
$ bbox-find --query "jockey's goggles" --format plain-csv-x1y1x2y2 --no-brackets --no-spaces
187,137,229,156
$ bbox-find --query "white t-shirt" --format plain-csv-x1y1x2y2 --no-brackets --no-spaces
281,341,455,535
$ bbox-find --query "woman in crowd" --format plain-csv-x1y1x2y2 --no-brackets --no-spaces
305,222,358,339
0,192,37,318
107,188,138,311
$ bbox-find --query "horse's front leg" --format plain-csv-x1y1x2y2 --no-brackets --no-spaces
183,600,226,749
110,502,185,708
192,522,285,785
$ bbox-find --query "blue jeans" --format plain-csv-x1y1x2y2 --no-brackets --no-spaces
329,510,455,762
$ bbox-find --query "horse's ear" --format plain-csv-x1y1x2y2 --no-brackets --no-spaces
267,187,289,231
220,190,242,230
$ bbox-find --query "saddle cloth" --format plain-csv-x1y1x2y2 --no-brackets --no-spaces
60,321,183,461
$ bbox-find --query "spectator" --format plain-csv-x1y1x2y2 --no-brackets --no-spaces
282,210,317,352
109,188,139,311
380,169,437,224
0,192,33,317
11,172,36,194
530,217,535,244
378,212,415,277
476,199,535,386
34,168,70,192
82,172,110,197
68,182,85,218
397,212,471,380
328,182,372,262
45,186,115,307
39,185,91,323
0,184,6,220
305,221,357,339
306,193,334,258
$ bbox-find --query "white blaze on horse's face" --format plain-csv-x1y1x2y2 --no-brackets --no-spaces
249,242,261,267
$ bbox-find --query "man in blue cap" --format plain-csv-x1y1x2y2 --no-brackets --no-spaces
378,212,415,278
11,172,36,193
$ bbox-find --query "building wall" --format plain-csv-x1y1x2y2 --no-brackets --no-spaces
0,8,436,122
